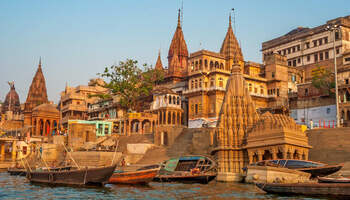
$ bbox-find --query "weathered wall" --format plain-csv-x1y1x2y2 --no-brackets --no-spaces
307,127,350,175
70,151,122,167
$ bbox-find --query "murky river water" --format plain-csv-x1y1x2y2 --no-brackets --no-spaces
0,173,330,200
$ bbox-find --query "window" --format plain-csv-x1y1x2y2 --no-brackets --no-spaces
260,87,264,95
292,46,295,53
173,96,176,104
345,57,350,62
177,97,180,105
293,60,296,66
195,80,198,88
318,38,323,45
199,79,202,88
335,31,340,40
272,72,275,78
313,40,317,47
325,51,329,59
346,79,349,84
288,61,292,66
305,42,310,49
314,54,318,62
191,62,194,71
336,48,340,54
283,49,286,55
219,78,223,87
297,45,300,51
169,96,172,104
210,78,214,87
291,75,296,82
320,52,323,61
195,61,198,71
210,61,214,70
288,48,291,54
278,50,281,55
195,104,198,115
199,60,202,70
305,88,309,96
326,108,331,114
324,37,328,43
277,88,280,96
307,55,310,62
249,83,252,92
204,59,208,69
191,80,194,89
297,58,301,64
254,87,258,93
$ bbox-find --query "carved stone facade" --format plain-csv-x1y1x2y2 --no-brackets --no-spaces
245,112,311,164
2,82,21,115
212,64,311,182
24,59,49,127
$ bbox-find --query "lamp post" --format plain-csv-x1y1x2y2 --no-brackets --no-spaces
325,24,341,128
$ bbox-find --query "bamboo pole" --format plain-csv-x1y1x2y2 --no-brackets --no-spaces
62,143,80,169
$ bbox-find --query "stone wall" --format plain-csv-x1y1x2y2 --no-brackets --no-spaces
70,151,122,167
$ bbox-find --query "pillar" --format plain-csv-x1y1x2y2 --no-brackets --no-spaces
128,120,131,136
123,120,127,135
271,149,277,160
31,118,35,137
165,111,168,125
35,118,40,136
257,150,263,161
150,121,153,133
140,120,143,134
180,113,182,125
0,143,5,161
43,119,46,136
11,141,17,161
248,152,254,164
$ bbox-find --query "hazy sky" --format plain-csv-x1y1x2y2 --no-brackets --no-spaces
0,0,349,103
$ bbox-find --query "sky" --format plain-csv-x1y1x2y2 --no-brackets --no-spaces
0,0,349,103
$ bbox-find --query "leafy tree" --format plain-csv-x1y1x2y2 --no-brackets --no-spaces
311,66,335,96
98,59,164,112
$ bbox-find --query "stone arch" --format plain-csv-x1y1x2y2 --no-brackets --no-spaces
169,95,172,104
252,153,258,163
262,150,273,160
293,149,300,159
142,119,151,134
131,119,140,133
277,149,283,159
173,96,176,104
215,61,219,68
210,61,214,70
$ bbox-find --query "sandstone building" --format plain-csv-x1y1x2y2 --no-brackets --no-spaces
262,15,350,127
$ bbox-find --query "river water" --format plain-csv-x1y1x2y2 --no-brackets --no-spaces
0,173,329,200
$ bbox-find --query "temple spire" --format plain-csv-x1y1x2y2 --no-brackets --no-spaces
177,9,181,27
229,13,232,28
39,57,42,68
155,50,163,70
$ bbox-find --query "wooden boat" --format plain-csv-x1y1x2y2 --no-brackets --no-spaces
256,182,350,198
154,155,217,184
26,164,116,186
8,166,72,176
250,159,343,178
318,176,350,183
108,168,159,185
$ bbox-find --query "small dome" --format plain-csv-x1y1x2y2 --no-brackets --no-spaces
2,83,21,114
33,103,59,113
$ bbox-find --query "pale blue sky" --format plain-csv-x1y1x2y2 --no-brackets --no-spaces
0,0,349,103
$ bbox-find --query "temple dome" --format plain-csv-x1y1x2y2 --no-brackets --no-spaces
2,82,21,114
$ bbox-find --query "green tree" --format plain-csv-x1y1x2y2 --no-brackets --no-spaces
98,59,164,112
311,66,335,96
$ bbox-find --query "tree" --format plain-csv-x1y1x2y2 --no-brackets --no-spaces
98,59,164,112
311,66,335,96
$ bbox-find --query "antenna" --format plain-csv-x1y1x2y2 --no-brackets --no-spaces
181,0,184,27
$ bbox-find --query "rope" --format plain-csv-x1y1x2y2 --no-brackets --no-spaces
83,167,88,184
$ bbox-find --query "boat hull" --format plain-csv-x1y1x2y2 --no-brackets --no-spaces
256,183,350,197
299,164,343,177
108,168,159,184
318,176,350,183
154,173,217,184
26,165,116,186
8,168,27,176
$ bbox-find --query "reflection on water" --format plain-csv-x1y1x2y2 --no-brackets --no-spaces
0,173,330,200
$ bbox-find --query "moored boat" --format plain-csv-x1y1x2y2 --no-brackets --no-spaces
250,159,343,178
108,168,159,185
318,176,350,183
154,155,217,184
26,164,116,186
256,182,350,198
8,168,27,176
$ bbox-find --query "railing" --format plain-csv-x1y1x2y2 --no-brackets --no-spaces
183,86,226,94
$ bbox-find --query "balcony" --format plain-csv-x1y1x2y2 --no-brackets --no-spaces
61,104,87,112
183,86,226,94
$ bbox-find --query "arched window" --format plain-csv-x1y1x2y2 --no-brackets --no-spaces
215,61,219,68
195,80,198,88
204,59,208,69
219,78,223,87
210,78,214,87
177,97,180,105
173,96,176,104
169,95,172,104
220,63,224,69
199,60,202,70
191,80,194,89
199,79,202,88
195,61,198,71
210,61,214,70
164,95,167,103
249,83,252,92
260,86,264,95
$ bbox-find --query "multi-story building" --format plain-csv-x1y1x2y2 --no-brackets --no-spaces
157,12,300,128
340,50,350,126
59,78,107,129
262,15,350,127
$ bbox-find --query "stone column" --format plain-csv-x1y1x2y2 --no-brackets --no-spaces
271,149,277,160
123,120,126,135
257,150,263,161
31,118,35,136
150,121,153,133
140,120,143,134
165,111,168,125
248,152,254,164
128,120,131,136
0,143,5,161
43,119,46,136
11,141,17,161
35,118,40,136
